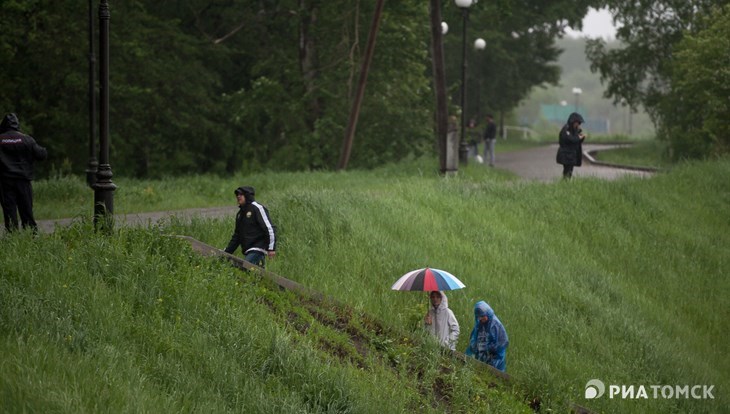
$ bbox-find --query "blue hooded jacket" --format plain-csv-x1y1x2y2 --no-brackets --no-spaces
465,301,509,371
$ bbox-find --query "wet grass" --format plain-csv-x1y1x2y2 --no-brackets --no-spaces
593,140,673,169
1,225,530,413
12,156,730,413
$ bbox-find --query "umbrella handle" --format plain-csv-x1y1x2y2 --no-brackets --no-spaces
425,295,431,323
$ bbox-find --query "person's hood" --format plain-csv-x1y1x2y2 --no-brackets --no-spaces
234,186,256,203
430,291,449,310
0,113,20,132
567,112,584,126
474,300,495,323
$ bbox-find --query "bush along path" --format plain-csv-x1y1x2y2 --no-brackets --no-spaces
179,236,594,414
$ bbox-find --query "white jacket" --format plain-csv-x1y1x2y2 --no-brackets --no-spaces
425,292,460,350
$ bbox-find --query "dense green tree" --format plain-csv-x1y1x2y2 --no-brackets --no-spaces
111,1,234,177
0,0,604,177
225,1,435,170
585,0,726,119
0,1,235,178
0,0,88,176
586,0,729,158
440,0,597,130
657,5,730,159
144,0,435,171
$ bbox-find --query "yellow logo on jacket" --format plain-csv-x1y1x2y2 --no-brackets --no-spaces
246,212,252,218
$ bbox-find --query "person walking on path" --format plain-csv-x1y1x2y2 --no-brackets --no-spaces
482,114,497,167
556,112,586,179
0,113,47,232
224,186,277,268
424,291,460,351
465,300,509,371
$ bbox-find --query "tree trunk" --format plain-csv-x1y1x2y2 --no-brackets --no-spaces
429,0,448,174
336,0,385,170
299,0,322,128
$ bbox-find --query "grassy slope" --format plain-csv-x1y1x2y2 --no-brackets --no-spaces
592,140,672,169
1,227,530,413
9,156,730,413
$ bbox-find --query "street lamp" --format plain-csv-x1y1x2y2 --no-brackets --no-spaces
85,0,97,188
455,0,474,165
93,0,116,231
441,22,449,35
572,87,582,112
473,38,485,120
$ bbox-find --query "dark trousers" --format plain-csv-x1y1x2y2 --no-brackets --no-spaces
1,178,37,232
244,251,266,268
562,164,574,179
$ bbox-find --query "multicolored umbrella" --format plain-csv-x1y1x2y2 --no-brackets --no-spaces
391,267,466,292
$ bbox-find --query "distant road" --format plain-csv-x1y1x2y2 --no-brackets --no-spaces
29,144,652,234
496,143,654,182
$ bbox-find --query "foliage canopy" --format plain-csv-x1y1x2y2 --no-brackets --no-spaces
586,0,729,158
1,0,599,178
658,5,730,159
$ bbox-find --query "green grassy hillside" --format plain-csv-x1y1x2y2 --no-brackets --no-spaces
5,157,729,413
0,227,531,413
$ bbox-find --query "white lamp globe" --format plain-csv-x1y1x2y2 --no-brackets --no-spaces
454,0,473,8
474,38,486,50
441,22,449,35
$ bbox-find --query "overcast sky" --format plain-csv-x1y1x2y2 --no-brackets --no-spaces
564,8,618,40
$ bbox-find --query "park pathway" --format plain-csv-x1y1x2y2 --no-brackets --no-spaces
495,143,654,182
33,144,653,234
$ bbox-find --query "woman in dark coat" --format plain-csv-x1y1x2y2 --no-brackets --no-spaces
556,112,586,179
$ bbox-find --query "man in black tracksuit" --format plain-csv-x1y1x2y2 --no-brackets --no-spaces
0,113,47,232
224,186,277,268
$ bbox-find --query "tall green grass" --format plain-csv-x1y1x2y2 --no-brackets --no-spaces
0,225,531,413
593,140,672,169
9,157,730,413
172,158,728,413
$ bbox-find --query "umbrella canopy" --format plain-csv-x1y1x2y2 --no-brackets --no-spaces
391,268,466,292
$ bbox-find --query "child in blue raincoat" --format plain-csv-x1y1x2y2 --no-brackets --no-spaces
465,300,509,371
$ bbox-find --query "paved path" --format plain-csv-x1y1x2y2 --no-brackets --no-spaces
35,206,234,235
495,143,654,182
31,144,653,234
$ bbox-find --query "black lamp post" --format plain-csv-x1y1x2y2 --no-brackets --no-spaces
93,0,116,230
455,0,474,165
85,0,98,188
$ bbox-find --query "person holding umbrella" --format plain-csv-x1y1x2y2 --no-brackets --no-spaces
465,300,509,372
424,291,460,351
391,268,465,351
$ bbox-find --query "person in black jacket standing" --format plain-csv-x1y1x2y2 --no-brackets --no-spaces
482,114,497,167
0,113,47,232
224,186,277,268
556,112,586,179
